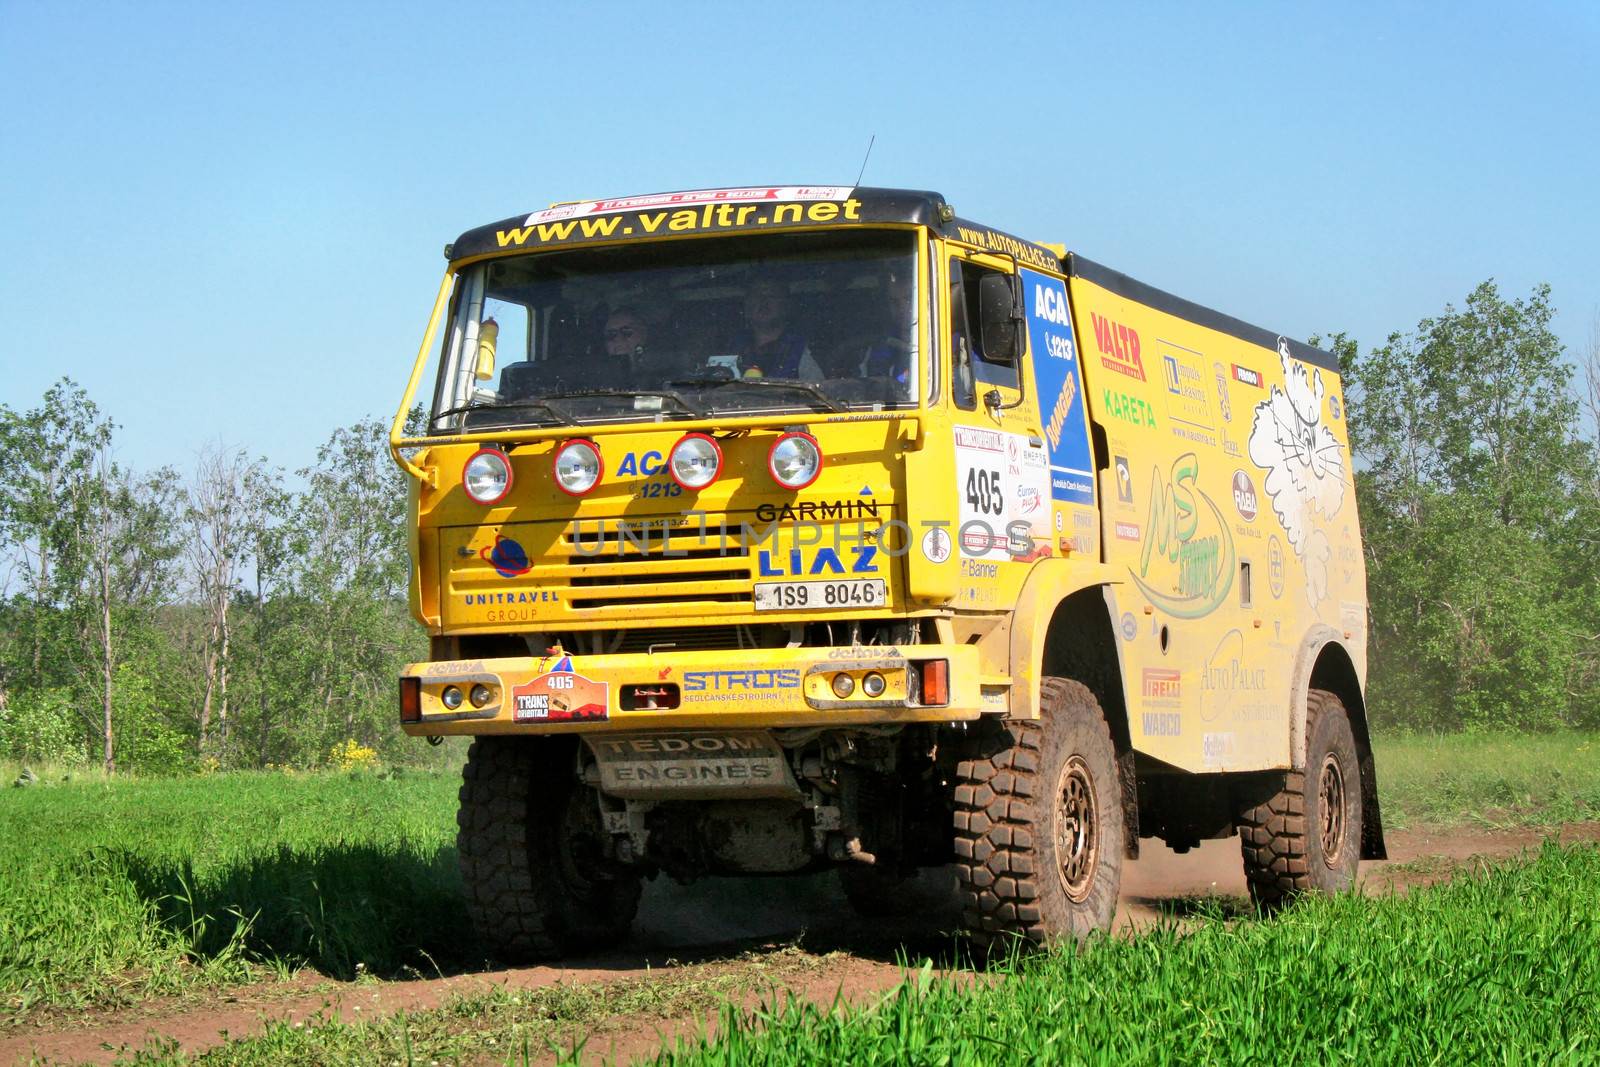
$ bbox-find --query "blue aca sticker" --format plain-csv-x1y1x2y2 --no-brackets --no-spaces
1021,268,1095,505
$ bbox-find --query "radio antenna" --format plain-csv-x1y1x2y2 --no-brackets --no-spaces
854,134,876,187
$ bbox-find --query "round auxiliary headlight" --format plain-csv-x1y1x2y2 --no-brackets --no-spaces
668,433,723,490
462,448,512,504
831,673,856,700
768,432,822,490
469,684,492,708
552,439,603,497
440,685,464,710
861,672,887,698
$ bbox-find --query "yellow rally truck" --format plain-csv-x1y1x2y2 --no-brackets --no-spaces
390,185,1383,957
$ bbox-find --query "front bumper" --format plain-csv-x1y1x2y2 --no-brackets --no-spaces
400,643,983,735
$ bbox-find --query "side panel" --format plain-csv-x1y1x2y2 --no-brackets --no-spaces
1069,275,1365,773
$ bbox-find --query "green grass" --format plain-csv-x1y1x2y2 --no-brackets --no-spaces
1373,730,1600,829
0,767,464,1020
3,730,1598,1030
651,842,1600,1065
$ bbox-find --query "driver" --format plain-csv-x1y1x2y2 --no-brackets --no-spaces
598,306,681,386
604,307,651,364
734,277,822,380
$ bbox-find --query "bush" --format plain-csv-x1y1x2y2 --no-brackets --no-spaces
0,688,86,765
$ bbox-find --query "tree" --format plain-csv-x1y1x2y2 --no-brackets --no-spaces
70,453,182,772
0,380,112,691
1346,281,1596,729
184,445,262,761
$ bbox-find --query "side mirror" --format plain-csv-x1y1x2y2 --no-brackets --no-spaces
473,318,498,381
978,274,1021,365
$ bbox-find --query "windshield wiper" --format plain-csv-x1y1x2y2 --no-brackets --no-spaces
433,398,577,425
667,377,846,413
544,388,704,418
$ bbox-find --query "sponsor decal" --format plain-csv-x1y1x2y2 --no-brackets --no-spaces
1160,344,1217,444
1142,711,1181,737
494,190,864,250
981,686,1008,709
962,558,999,578
1232,364,1262,388
461,590,561,606
1232,471,1259,521
1101,389,1158,428
1120,611,1138,641
634,479,684,500
425,659,486,676
1130,453,1236,619
525,187,854,225
1247,338,1347,608
951,224,1060,271
955,428,1052,560
1022,269,1095,505
1114,454,1134,503
755,499,880,523
1213,362,1233,424
682,669,801,700
1203,732,1237,763
1115,521,1141,542
481,534,531,578
512,669,608,723
920,526,952,563
587,731,798,798
757,544,878,577
1141,667,1181,703
616,450,667,477
826,645,903,660
1090,313,1146,380
1202,630,1268,694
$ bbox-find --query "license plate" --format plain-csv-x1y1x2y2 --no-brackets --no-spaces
753,579,887,612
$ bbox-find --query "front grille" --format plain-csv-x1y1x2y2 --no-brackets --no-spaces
553,520,757,611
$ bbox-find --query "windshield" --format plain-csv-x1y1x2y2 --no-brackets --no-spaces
429,230,920,431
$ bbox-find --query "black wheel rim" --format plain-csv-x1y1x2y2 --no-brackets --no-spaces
1055,755,1099,902
1318,753,1347,866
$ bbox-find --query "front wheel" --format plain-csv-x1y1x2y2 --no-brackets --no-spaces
457,737,641,961
1237,688,1363,910
952,677,1124,949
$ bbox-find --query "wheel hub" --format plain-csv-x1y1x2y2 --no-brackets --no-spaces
1318,753,1347,866
1054,755,1099,901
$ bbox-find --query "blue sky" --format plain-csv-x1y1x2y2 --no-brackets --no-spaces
2,1,1597,474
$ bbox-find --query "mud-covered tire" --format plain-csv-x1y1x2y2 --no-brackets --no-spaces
1238,688,1363,911
457,737,641,961
952,678,1124,949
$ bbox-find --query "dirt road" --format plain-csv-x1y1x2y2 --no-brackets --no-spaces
6,822,1598,1066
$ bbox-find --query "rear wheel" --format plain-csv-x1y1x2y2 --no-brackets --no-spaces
457,737,641,961
952,677,1124,949
1237,689,1363,910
